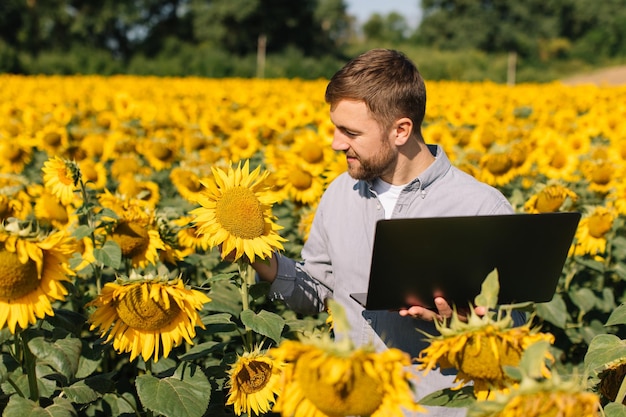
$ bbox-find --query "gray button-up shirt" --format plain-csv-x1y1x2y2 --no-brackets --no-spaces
269,144,514,416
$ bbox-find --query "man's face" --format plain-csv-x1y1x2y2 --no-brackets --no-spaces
329,100,397,181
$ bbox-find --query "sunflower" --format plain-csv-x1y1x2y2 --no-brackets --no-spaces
0,219,74,333
523,183,578,213
580,158,618,194
0,137,33,174
174,215,210,253
478,150,519,187
272,161,326,205
36,123,69,155
571,206,616,257
225,346,283,416
0,174,32,220
169,165,208,203
99,191,165,268
30,185,79,231
598,360,626,404
269,335,422,417
87,272,211,362
77,158,108,190
268,299,422,417
42,156,81,205
468,343,600,417
116,176,161,208
417,306,554,398
138,133,180,171
190,160,286,263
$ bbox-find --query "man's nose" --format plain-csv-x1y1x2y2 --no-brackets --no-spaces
331,130,349,151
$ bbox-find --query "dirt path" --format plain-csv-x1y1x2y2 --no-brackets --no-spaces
560,65,626,86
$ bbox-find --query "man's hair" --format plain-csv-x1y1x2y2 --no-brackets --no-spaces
325,49,426,134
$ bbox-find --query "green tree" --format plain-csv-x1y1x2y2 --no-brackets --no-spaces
416,0,564,58
190,0,347,56
363,12,410,43
560,0,626,59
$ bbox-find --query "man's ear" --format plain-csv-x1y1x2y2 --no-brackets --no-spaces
393,117,413,146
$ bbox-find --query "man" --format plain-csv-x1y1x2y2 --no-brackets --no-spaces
253,49,513,416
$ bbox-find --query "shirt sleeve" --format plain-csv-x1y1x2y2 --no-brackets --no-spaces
267,253,332,315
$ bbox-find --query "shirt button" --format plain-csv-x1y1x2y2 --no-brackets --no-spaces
366,319,372,324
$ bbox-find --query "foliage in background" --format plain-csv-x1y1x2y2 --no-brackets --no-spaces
1,75,626,415
0,0,625,80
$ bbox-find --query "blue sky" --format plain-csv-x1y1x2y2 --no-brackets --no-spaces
345,0,422,28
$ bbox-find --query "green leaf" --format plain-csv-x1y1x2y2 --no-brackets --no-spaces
240,309,285,343
569,287,596,313
93,240,122,269
605,402,626,417
102,393,138,416
177,341,223,361
63,374,115,404
474,268,499,309
535,294,568,328
71,224,93,240
205,280,242,316
28,336,82,379
517,340,551,379
3,396,76,417
607,304,626,326
418,386,476,408
584,334,626,375
136,365,211,417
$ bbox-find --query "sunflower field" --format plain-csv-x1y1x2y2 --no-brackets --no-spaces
1,74,626,416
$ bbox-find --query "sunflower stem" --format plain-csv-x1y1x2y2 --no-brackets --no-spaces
615,370,626,404
19,331,39,402
77,176,104,295
237,259,253,351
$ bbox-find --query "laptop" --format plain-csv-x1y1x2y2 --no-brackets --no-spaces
350,212,581,310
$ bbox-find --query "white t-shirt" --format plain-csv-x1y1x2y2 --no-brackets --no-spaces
372,178,409,219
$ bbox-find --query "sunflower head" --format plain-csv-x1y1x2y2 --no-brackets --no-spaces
467,342,601,417
269,300,423,417
189,160,286,263
417,270,555,397
524,183,578,214
0,219,74,333
87,271,211,362
42,156,81,205
226,345,282,416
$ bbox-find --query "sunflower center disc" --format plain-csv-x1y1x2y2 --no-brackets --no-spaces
236,360,272,394
294,359,383,416
290,168,313,190
0,249,40,301
536,193,565,213
6,145,23,161
116,285,181,331
301,143,324,164
485,154,513,176
152,143,173,160
215,187,265,239
459,335,521,382
44,131,62,146
588,214,613,238
111,221,150,257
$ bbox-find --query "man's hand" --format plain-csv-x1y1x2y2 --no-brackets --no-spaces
398,297,486,321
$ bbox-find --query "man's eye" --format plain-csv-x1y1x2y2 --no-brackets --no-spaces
344,130,357,136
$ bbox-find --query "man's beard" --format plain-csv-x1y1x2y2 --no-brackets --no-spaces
346,138,397,181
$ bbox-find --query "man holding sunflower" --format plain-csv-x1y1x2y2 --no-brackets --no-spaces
251,48,514,416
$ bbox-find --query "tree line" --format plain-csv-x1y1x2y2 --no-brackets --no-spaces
0,0,624,81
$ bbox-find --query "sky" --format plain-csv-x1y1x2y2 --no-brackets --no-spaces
345,0,423,28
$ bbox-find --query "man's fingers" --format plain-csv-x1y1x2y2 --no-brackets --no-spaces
399,306,441,321
434,297,452,318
